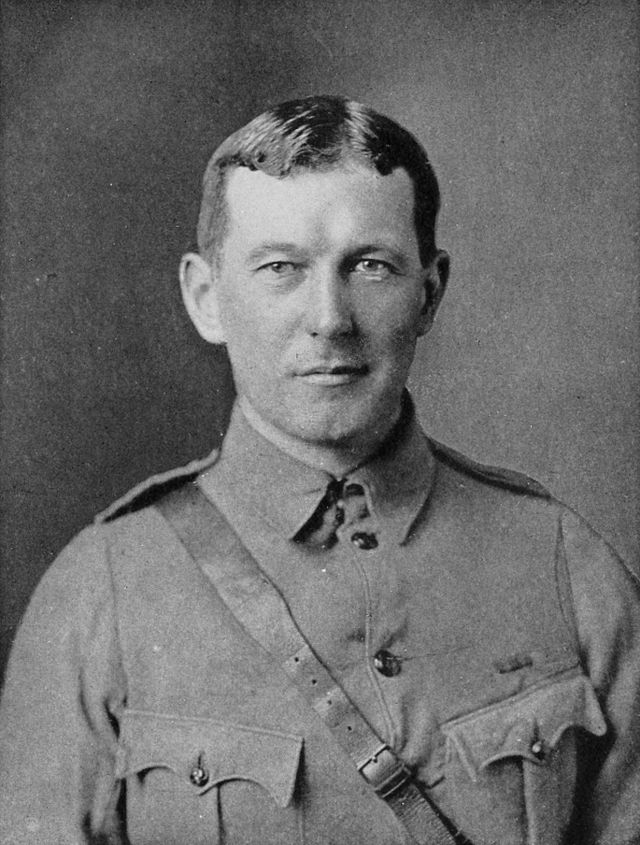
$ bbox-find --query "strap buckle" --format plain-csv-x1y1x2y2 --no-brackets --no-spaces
358,744,412,800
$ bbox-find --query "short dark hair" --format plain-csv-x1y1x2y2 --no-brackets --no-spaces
197,96,441,267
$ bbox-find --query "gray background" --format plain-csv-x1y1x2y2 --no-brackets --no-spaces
1,0,638,676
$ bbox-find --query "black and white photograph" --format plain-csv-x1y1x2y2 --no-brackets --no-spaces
1,1,638,842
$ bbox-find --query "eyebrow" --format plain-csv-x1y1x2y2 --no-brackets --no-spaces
246,243,303,263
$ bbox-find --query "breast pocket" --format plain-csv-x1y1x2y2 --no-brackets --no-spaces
441,670,607,845
116,710,304,845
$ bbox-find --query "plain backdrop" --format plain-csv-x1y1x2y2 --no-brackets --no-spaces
1,0,638,676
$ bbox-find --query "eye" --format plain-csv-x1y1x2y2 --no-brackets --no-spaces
259,261,297,274
351,258,396,279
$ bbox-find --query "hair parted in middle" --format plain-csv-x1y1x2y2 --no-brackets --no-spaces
197,95,441,267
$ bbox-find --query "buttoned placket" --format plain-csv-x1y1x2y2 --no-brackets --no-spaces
319,476,404,750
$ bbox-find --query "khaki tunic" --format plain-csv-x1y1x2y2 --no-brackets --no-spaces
1,406,639,844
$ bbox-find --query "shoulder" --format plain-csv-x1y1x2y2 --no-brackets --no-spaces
428,437,551,499
29,524,112,606
95,450,220,524
424,438,563,547
22,453,222,616
86,452,222,589
27,452,220,601
427,437,638,584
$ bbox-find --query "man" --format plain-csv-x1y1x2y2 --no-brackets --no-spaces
1,96,639,844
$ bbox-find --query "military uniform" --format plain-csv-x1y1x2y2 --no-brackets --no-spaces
1,400,639,844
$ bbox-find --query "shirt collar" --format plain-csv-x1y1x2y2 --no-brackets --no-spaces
346,396,436,544
199,393,435,545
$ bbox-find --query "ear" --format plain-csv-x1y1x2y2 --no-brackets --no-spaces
179,252,226,344
417,249,450,336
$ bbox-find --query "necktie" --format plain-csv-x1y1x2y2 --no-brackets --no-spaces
296,479,369,548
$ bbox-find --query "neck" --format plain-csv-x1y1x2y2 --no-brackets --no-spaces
238,397,400,477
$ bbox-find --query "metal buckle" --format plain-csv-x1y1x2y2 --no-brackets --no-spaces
358,744,412,800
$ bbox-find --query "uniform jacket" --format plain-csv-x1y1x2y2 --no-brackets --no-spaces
1,411,639,845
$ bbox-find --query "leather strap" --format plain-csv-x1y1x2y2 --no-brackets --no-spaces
157,482,467,845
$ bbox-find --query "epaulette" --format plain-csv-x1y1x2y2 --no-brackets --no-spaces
428,438,551,499
95,451,220,524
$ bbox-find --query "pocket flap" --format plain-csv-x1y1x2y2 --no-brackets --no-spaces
116,710,303,807
441,671,607,781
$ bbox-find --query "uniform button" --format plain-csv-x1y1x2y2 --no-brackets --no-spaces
530,740,545,761
351,531,378,550
373,649,402,677
189,756,209,787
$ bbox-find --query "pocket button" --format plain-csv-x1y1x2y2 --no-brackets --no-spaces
189,755,210,787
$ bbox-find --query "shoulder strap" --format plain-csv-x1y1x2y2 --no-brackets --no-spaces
96,451,220,523
156,482,468,845
428,439,550,498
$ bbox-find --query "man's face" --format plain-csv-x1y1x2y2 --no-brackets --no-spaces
203,163,444,452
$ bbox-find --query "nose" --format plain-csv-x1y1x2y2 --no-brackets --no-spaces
303,267,354,338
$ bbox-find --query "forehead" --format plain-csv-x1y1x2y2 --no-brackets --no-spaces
222,164,417,249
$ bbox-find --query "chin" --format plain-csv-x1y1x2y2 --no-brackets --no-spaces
291,406,390,451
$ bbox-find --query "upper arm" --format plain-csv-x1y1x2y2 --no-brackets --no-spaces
0,526,127,843
558,510,640,843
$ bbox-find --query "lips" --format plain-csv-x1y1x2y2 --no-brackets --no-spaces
296,362,369,384
297,361,368,376
301,364,368,375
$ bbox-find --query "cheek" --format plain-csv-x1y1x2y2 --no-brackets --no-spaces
364,301,424,351
356,283,424,325
218,292,261,349
220,284,293,340
223,317,285,384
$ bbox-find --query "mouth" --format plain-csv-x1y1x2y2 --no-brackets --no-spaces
297,363,369,386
